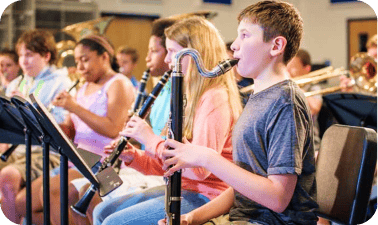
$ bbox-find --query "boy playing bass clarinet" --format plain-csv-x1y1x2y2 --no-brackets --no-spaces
161,1,318,224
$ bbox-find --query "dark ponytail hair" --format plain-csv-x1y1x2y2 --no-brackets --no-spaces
78,37,119,72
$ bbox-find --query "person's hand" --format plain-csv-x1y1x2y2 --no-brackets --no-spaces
120,115,155,146
104,138,135,164
10,90,25,98
339,75,354,92
52,90,77,112
0,143,10,153
157,213,192,225
162,138,217,177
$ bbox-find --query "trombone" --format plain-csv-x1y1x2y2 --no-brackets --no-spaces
292,66,348,97
240,52,377,97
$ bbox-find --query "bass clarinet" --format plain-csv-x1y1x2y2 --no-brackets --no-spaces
165,48,238,225
71,70,172,216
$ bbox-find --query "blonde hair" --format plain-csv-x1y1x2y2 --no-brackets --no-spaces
165,16,242,140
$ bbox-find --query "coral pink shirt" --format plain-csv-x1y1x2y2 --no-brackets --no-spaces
127,86,234,200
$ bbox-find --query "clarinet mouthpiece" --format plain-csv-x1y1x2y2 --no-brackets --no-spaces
214,58,239,76
229,58,239,67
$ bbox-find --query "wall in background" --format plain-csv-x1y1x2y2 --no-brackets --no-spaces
93,0,376,69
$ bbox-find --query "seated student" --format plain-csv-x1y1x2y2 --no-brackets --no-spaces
340,34,377,94
0,29,73,224
116,46,140,91
0,49,22,169
0,49,21,95
287,49,322,151
92,16,243,225
160,1,318,225
13,34,135,225
70,17,174,225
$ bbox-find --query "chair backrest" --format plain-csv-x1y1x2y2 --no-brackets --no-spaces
316,124,377,225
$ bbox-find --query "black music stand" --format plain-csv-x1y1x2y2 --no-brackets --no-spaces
11,95,61,225
28,93,123,224
0,95,42,225
0,95,39,145
323,93,377,131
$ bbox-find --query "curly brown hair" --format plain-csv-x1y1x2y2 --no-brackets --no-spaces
16,29,57,65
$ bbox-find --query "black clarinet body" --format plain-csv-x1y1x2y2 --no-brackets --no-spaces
131,68,150,114
0,144,19,162
165,70,183,225
71,70,171,216
165,48,239,225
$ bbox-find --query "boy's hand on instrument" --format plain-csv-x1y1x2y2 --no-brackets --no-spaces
120,115,155,146
10,90,24,98
162,138,216,177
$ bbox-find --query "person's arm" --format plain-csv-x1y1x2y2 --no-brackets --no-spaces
305,85,323,116
306,96,322,116
162,141,297,213
0,143,10,153
160,89,233,181
104,139,166,176
122,88,233,181
163,103,308,213
59,114,75,139
184,187,235,225
55,79,134,138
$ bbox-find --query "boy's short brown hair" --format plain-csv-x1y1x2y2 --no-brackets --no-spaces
116,46,139,64
16,29,58,65
238,0,303,64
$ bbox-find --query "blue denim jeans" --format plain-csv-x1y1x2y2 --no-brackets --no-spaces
93,185,210,225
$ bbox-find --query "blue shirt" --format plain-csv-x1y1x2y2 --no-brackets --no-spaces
8,66,73,123
130,76,140,90
149,78,171,136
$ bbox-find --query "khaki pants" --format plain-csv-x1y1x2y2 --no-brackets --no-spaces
203,214,261,225
11,152,60,187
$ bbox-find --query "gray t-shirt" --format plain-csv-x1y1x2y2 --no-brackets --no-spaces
229,80,318,225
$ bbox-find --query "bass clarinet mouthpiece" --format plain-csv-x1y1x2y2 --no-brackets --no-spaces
215,58,239,75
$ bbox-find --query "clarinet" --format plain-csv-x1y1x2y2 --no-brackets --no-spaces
47,78,80,112
0,144,19,162
71,70,172,217
165,48,239,225
130,68,151,116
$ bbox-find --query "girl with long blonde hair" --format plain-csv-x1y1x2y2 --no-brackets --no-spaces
92,16,242,225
